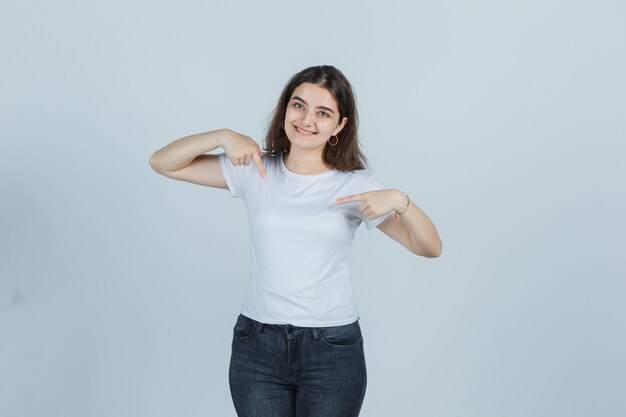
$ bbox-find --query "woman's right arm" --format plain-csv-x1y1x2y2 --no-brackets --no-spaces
148,128,266,189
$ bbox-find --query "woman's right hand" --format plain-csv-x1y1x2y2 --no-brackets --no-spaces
220,129,267,179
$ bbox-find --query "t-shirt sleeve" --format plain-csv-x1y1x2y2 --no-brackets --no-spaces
362,174,394,230
218,152,252,199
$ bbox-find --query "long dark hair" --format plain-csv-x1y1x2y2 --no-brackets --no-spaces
263,65,368,172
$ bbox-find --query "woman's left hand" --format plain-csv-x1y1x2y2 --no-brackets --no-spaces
335,189,405,220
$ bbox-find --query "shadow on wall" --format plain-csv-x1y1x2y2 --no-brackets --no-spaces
0,284,26,314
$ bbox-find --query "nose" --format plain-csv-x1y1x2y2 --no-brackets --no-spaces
302,109,315,126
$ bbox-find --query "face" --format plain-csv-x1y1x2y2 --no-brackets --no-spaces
284,82,348,151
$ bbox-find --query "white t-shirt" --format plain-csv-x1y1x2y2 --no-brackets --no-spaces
218,150,393,327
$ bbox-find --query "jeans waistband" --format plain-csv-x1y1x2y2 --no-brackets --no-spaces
240,314,360,340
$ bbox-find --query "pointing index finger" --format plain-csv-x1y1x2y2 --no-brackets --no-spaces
253,151,266,179
336,194,363,204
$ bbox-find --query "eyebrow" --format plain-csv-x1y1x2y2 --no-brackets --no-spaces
291,96,336,114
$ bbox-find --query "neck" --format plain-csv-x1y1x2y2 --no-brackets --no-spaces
284,148,332,175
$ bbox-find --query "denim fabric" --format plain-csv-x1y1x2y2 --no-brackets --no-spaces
228,313,367,417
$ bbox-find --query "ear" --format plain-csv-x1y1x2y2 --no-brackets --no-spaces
333,116,348,136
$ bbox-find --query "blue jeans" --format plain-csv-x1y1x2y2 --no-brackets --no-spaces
228,313,367,417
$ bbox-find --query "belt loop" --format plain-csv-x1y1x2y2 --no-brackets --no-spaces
311,328,319,340
255,322,264,334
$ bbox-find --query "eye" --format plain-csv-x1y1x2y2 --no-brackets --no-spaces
293,102,303,109
319,111,330,118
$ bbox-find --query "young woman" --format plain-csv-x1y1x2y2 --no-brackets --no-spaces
149,65,442,417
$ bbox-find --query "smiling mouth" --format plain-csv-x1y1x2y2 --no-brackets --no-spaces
295,126,316,135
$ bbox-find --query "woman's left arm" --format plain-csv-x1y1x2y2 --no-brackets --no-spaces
388,190,442,257
336,189,442,257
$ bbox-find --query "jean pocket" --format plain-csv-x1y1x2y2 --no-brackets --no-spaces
232,314,256,339
318,321,363,348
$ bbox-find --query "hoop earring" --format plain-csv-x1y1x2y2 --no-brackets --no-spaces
328,135,339,146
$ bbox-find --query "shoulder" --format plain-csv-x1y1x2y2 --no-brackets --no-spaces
350,168,387,191
333,168,382,192
345,167,378,184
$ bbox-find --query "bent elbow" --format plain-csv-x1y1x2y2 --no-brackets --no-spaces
149,153,164,172
429,248,442,258
420,242,442,258
431,242,443,258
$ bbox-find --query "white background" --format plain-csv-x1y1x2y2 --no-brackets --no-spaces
1,1,624,416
